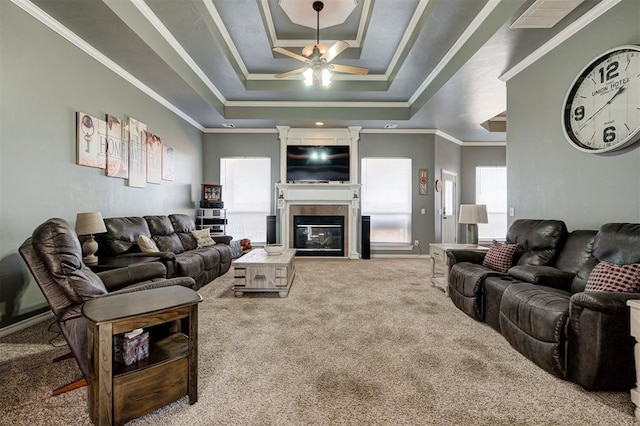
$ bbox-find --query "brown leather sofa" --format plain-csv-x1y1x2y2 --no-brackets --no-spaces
19,218,197,394
98,214,233,288
446,220,640,391
447,219,568,322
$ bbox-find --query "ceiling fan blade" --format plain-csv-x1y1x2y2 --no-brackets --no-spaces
273,47,310,63
274,67,308,79
331,64,369,75
321,41,349,63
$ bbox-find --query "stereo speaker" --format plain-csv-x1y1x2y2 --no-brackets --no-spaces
361,215,371,259
266,215,277,244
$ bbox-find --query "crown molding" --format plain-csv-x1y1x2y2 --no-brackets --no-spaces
409,0,501,104
500,0,621,82
11,0,204,131
203,128,279,134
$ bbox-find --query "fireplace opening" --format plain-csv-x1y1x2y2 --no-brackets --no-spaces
293,215,344,257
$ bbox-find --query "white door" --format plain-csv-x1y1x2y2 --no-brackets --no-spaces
441,171,457,244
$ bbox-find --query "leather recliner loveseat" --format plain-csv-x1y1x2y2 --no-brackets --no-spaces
98,214,233,288
446,220,640,391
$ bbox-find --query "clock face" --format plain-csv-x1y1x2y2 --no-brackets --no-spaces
562,45,640,153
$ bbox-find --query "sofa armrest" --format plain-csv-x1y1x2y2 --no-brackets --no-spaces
118,252,177,277
567,291,640,390
213,235,232,245
570,291,640,314
98,263,167,292
109,276,198,294
508,265,574,290
446,249,487,267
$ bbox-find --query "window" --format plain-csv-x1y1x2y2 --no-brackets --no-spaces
476,166,507,240
361,158,412,245
220,158,271,243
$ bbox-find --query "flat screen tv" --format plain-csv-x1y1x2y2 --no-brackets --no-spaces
286,145,350,183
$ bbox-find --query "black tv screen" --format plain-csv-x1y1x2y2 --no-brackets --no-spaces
286,145,350,182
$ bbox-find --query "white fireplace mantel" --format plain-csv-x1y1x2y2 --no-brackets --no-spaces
276,126,362,259
276,183,361,259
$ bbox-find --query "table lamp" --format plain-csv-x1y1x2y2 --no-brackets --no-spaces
75,211,107,265
459,204,488,246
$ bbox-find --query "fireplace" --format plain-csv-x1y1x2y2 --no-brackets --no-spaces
293,215,344,257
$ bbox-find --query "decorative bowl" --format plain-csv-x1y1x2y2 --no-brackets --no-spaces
264,244,284,256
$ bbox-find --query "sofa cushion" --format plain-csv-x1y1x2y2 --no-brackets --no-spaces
554,230,597,274
144,215,185,254
500,283,571,379
506,219,567,266
169,214,198,251
584,261,640,293
483,241,519,273
191,229,216,248
137,235,159,253
102,217,151,255
592,223,640,265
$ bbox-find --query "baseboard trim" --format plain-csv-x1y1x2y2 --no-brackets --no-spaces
371,254,430,259
0,310,53,338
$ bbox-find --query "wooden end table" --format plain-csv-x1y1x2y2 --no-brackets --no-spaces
429,243,489,296
233,248,296,297
82,286,202,425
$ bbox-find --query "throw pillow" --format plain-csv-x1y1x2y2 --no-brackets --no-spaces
137,235,159,253
482,240,519,273
585,261,640,293
191,229,216,248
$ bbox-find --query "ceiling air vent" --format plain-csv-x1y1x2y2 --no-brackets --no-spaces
221,123,236,128
384,124,398,129
510,0,584,29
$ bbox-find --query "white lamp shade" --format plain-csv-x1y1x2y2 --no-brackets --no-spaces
75,211,107,236
459,204,488,224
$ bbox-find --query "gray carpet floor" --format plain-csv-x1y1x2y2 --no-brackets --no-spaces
0,258,636,425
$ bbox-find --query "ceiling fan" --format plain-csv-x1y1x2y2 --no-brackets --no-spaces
273,1,368,86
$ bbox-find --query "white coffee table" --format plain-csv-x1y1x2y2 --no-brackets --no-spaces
232,248,296,298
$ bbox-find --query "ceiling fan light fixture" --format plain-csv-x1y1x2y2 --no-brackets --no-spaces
321,68,332,87
303,68,313,86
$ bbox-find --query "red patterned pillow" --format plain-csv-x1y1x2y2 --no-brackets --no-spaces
482,240,520,273
585,261,640,293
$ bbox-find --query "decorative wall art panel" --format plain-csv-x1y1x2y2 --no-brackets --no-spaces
419,168,428,195
127,117,147,188
162,145,175,181
146,132,162,184
77,112,107,169
105,115,128,179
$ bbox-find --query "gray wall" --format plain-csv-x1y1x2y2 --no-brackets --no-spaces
507,0,640,230
433,135,462,242
359,133,436,254
0,2,203,329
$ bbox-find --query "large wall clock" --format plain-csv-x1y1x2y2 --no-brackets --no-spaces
562,45,640,153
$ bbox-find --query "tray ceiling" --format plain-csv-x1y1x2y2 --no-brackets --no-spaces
20,0,609,141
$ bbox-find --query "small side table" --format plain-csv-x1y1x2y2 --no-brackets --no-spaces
82,286,202,425
429,243,488,296
88,255,162,273
627,299,640,419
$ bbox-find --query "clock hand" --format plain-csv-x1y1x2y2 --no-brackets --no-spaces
578,86,627,131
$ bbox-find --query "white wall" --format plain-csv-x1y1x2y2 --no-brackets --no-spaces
506,0,640,230
0,2,203,328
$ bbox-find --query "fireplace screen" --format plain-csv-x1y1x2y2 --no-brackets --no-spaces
293,215,344,257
